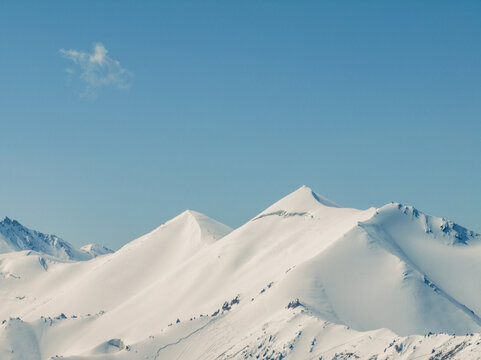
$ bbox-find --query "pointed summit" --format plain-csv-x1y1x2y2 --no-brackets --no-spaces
259,185,339,216
175,209,233,244
301,185,339,207
128,209,232,252
114,210,233,276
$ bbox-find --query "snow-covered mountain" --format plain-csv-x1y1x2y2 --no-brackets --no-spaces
0,217,112,261
0,186,480,360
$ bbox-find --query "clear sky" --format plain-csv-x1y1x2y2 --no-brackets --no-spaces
0,1,480,249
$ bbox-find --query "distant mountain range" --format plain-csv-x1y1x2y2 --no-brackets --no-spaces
0,216,112,261
0,186,480,359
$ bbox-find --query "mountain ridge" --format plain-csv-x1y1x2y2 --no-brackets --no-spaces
0,216,111,261
0,186,480,359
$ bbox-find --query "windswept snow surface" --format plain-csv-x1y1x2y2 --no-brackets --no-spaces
0,186,480,359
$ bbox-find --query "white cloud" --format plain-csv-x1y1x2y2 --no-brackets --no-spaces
59,43,132,97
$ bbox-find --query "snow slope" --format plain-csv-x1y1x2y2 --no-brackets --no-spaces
0,186,480,359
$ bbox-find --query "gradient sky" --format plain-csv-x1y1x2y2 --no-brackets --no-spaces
0,1,480,249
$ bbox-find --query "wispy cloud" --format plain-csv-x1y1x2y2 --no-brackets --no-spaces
59,43,132,97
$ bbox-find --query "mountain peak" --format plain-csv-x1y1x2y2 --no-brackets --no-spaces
176,209,233,244
259,185,339,216
144,209,233,247
299,185,339,207
372,202,481,246
1,216,21,226
180,209,206,220
0,217,109,261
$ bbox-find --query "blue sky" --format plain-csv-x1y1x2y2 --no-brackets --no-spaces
0,1,480,249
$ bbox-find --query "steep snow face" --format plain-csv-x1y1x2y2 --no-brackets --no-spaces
359,204,481,325
274,202,481,336
0,217,95,261
281,230,480,336
0,186,480,360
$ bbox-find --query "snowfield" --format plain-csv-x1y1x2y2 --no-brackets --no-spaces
0,186,480,359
